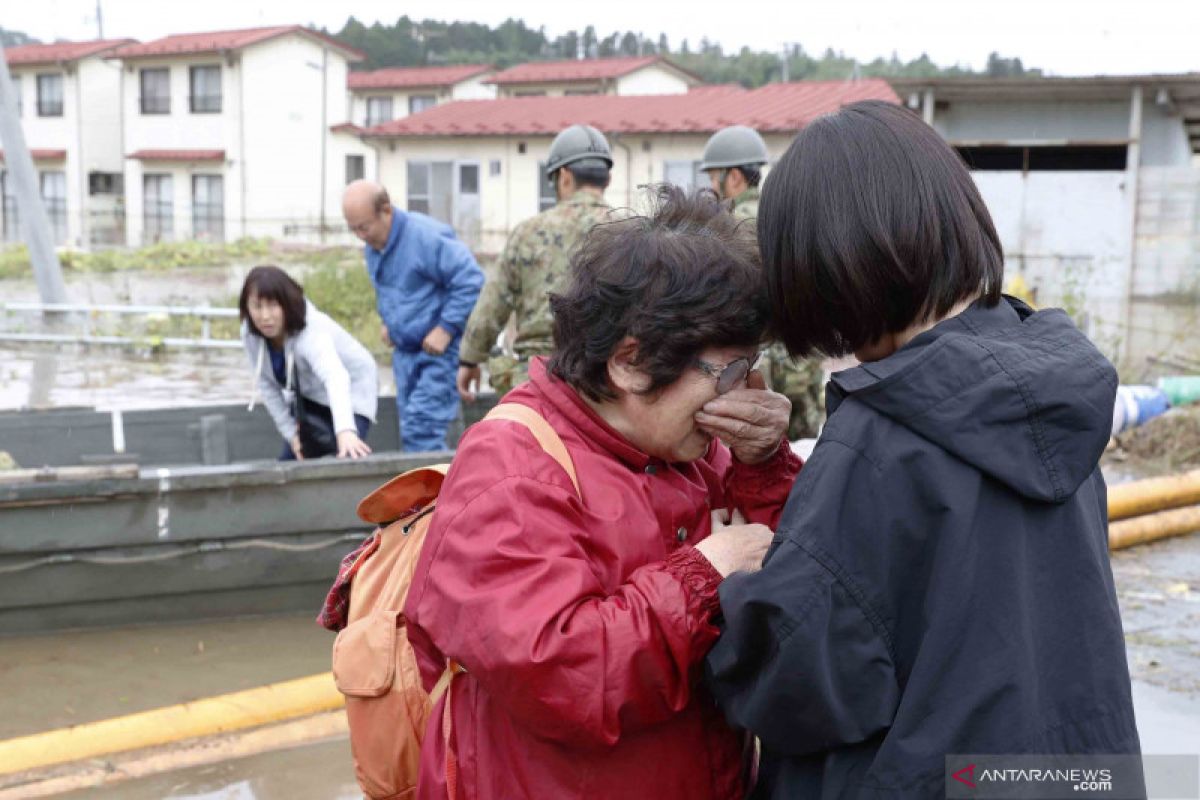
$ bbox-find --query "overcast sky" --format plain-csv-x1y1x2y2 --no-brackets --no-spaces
6,0,1198,77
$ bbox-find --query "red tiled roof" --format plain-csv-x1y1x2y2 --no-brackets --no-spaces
330,122,364,135
109,26,363,61
4,39,135,66
348,64,492,91
486,56,697,86
0,149,67,161
366,79,899,137
128,149,226,162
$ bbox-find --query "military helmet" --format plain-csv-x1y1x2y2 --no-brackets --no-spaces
700,125,769,171
545,124,614,177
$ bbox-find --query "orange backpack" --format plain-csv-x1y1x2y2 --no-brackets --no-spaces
329,403,580,800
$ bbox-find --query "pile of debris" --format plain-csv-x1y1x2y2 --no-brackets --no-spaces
1115,405,1200,470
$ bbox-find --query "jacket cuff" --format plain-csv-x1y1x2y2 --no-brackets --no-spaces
459,342,489,365
731,438,802,483
664,546,724,623
437,319,462,338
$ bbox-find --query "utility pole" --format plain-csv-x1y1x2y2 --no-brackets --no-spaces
780,44,789,83
0,44,68,304
96,0,105,39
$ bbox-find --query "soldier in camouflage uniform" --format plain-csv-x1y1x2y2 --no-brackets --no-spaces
702,125,826,439
457,125,615,399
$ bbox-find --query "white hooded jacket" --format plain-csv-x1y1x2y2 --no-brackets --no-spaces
243,300,378,442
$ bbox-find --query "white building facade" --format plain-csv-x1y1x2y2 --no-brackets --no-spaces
347,65,495,128
114,26,375,246
2,40,131,247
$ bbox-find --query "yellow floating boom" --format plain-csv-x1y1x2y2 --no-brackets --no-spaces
1108,469,1200,521
0,672,343,776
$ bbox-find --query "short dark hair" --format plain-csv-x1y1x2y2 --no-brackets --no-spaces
549,185,767,401
239,265,307,337
759,100,1003,358
564,162,611,190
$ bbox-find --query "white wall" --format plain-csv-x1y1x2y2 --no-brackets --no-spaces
9,65,80,246
451,75,496,101
615,65,691,96
496,83,602,98
77,57,125,245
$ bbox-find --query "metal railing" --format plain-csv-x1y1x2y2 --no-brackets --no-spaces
0,301,241,350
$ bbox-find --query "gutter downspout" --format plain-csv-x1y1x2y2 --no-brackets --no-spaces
236,52,247,238
1120,85,1143,365
73,63,86,247
318,47,328,243
611,133,632,208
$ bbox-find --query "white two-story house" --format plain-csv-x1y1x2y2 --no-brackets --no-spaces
347,64,495,129
111,25,371,245
3,39,132,247
485,56,701,98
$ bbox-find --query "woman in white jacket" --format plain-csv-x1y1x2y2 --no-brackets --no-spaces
240,265,378,460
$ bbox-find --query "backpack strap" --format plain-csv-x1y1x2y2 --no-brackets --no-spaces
484,403,580,498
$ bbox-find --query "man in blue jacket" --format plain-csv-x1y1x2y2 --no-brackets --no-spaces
343,180,483,452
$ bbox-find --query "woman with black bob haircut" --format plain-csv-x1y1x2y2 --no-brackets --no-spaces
403,186,801,799
707,100,1142,798
240,265,378,460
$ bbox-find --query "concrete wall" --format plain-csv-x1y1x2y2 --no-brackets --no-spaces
77,57,125,244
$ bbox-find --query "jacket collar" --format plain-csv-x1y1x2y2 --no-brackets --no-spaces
371,210,407,260
828,295,1030,412
562,191,607,210
527,357,658,472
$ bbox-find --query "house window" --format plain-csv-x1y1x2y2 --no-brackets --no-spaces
191,175,224,242
663,159,705,192
365,97,393,126
140,68,170,114
513,90,546,98
564,89,601,96
143,173,173,242
189,65,221,113
489,160,501,177
406,160,453,223
11,76,22,117
408,95,437,115
88,172,124,195
345,155,365,185
40,171,67,244
0,172,18,243
36,73,63,117
537,161,556,212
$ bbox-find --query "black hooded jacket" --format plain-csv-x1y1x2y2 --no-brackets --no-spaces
707,297,1140,798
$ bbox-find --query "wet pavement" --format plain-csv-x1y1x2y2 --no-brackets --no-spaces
55,738,360,800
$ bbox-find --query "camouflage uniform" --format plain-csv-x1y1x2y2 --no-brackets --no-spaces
460,191,613,395
730,188,826,440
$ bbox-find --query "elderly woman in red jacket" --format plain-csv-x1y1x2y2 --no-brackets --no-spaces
404,186,801,800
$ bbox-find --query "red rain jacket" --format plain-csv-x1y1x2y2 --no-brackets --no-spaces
405,358,801,799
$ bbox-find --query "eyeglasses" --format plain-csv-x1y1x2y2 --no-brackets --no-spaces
693,351,763,395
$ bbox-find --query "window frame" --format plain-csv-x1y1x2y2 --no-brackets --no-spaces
36,73,64,117
143,173,174,242
345,154,366,185
191,174,225,242
408,94,437,115
39,170,67,244
365,96,394,127
139,68,171,115
188,65,222,114
536,161,556,212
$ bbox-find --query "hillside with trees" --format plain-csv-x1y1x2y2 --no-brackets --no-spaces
327,16,1041,85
